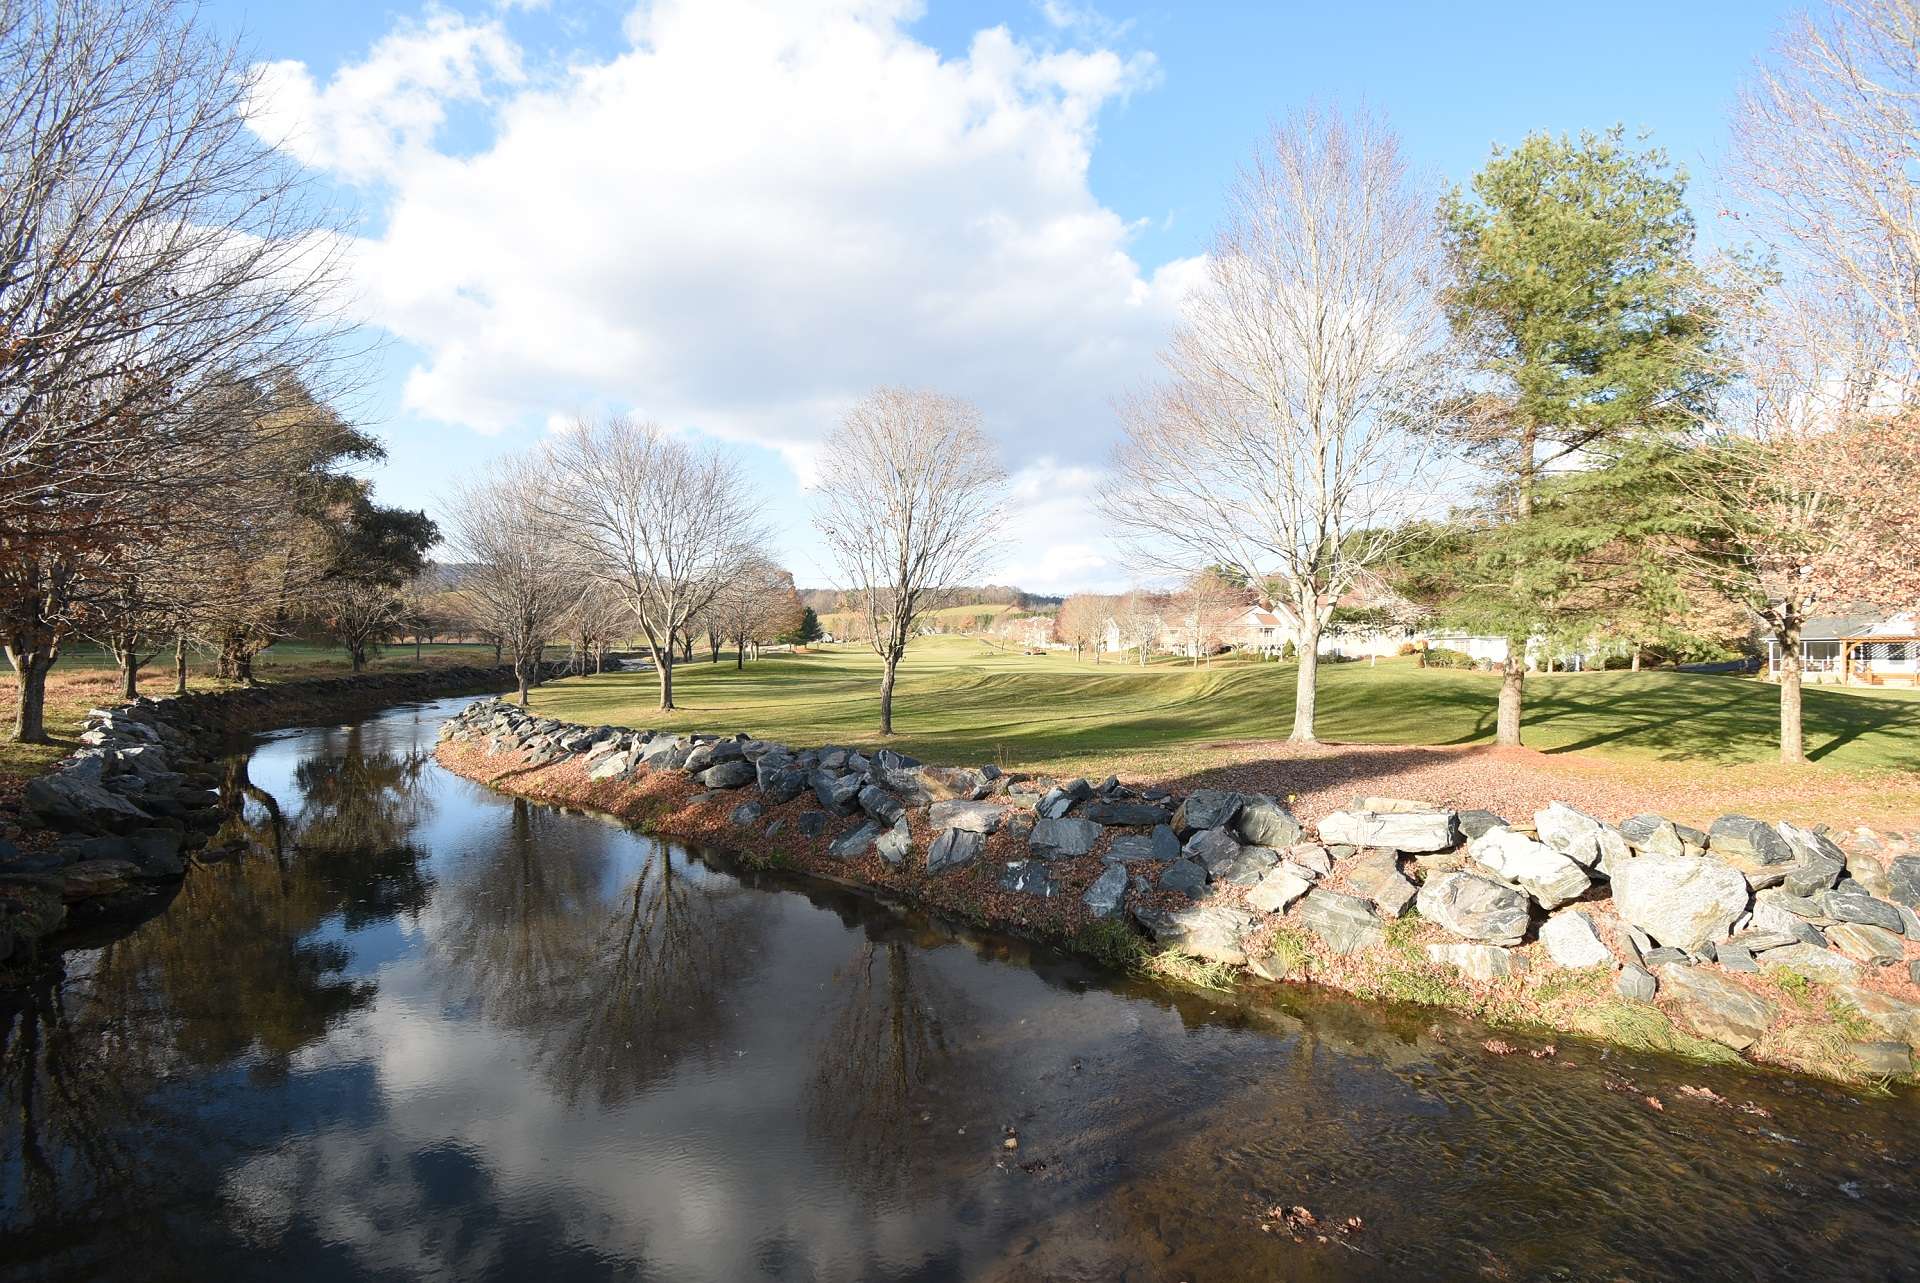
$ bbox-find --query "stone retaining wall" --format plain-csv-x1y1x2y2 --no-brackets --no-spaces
0,664,557,965
439,697,1920,1080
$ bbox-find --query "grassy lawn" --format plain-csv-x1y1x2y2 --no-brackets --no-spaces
527,636,1920,778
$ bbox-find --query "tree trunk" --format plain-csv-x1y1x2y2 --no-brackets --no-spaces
175,633,188,695
1497,650,1525,747
493,638,503,665
735,632,745,670
1289,617,1323,743
1778,621,1805,765
516,662,531,707
879,652,899,735
121,654,138,699
349,645,365,673
1515,419,1537,519
1631,650,1641,673
415,634,422,663
655,643,675,710
9,654,52,743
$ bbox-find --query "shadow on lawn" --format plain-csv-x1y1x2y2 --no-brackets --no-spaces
1149,744,1482,808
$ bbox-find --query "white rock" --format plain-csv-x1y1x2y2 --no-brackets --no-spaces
1610,855,1750,951
1469,827,1592,910
1539,909,1613,968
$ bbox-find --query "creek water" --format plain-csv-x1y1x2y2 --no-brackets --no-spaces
2,695,1917,1282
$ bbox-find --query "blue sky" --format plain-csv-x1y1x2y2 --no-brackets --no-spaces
210,0,1794,592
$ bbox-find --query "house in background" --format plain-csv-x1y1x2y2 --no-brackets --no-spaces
1766,611,1919,685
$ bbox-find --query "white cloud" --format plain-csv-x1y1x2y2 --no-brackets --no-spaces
248,8,523,183
251,0,1203,591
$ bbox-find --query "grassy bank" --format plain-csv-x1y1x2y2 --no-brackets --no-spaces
523,639,1920,829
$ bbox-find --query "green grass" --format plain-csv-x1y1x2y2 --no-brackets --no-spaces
525,636,1920,776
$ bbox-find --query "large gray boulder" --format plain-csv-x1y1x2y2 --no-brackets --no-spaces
1610,855,1749,950
1157,858,1209,900
1216,845,1280,887
1082,862,1128,918
827,821,882,859
700,759,755,790
927,827,985,873
1183,826,1242,875
1318,809,1457,853
1030,817,1102,859
1708,815,1796,887
1103,833,1161,863
928,800,1007,834
1246,866,1312,914
1822,886,1906,934
1173,789,1242,837
1296,889,1386,955
1656,964,1778,1050
1345,848,1417,919
873,820,913,867
1826,921,1904,965
1776,822,1847,897
1764,942,1861,985
1539,909,1613,968
1415,873,1531,946
1831,984,1920,1045
759,765,809,806
588,750,633,781
1141,904,1257,965
857,784,905,824
812,771,863,816
23,767,152,831
998,860,1060,897
1468,828,1592,910
1887,856,1920,908
1234,795,1303,847
1534,802,1629,871
1619,813,1686,858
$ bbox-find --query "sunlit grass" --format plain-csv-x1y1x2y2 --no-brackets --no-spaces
524,636,1920,776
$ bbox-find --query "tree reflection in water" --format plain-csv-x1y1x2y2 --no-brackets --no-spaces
806,931,971,1196
435,807,769,1107
1,731,440,1240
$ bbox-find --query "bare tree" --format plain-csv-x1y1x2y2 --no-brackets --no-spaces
0,0,358,739
1097,107,1447,742
1677,279,1920,762
1730,0,1920,393
1109,589,1165,667
710,559,800,670
1053,593,1112,663
546,415,767,711
444,457,574,706
813,388,1008,735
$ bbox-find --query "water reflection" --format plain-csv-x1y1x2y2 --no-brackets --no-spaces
2,696,1918,1283
435,799,771,1106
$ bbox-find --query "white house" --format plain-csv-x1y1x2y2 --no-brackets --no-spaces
1766,611,1919,685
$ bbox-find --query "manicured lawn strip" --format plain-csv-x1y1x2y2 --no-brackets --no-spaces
527,638,1920,777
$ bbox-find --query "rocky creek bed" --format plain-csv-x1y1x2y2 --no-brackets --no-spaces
0,665,560,965
434,697,1920,1086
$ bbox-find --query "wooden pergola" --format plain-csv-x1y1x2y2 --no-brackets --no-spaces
1839,634,1920,687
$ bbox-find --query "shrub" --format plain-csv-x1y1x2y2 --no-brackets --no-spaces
1280,640,1297,662
1396,641,1419,656
1422,647,1475,669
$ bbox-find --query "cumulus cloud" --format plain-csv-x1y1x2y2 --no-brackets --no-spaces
250,0,1203,590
